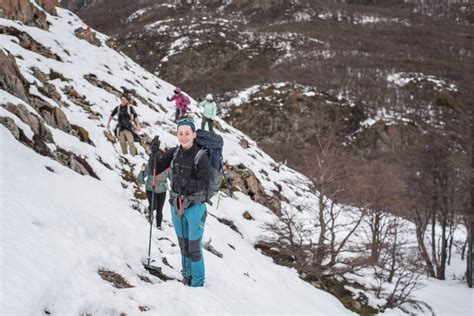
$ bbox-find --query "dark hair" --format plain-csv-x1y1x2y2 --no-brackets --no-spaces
121,93,131,101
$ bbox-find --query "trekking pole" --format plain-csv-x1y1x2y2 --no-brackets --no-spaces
146,153,158,267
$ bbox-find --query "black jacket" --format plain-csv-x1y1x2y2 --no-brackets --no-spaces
151,143,209,196
111,105,137,131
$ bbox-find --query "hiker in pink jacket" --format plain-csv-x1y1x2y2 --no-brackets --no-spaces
167,88,190,121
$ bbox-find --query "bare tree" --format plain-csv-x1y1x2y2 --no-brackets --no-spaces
372,219,425,309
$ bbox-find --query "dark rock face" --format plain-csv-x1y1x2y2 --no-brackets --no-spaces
0,46,98,180
74,27,101,46
61,0,472,216
0,50,29,102
0,117,20,139
0,0,55,30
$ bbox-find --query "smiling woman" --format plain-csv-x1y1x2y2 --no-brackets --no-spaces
148,115,210,287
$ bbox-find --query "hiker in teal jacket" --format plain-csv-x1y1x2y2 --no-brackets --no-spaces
137,164,171,229
197,94,217,132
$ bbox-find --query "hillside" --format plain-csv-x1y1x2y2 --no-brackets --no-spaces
1,1,472,315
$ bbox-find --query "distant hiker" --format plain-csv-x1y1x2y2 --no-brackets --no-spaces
137,160,171,229
106,94,141,156
197,94,217,132
167,88,190,121
150,116,209,287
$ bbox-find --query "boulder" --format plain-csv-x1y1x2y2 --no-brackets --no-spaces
0,116,20,139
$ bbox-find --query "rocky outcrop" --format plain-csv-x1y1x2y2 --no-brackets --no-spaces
32,68,62,103
74,27,101,46
3,103,54,143
55,148,100,179
0,27,61,60
71,124,95,146
0,0,52,30
224,163,281,213
38,0,58,15
63,85,102,119
0,116,20,139
40,105,71,132
0,50,29,102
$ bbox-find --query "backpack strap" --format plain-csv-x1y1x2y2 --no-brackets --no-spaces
193,148,207,171
170,147,180,170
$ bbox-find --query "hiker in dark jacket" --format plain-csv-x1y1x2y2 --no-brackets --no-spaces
137,163,171,229
106,94,141,156
150,116,209,287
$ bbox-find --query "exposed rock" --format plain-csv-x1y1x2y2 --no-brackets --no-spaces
71,124,94,145
242,210,254,220
208,212,243,238
97,269,133,288
3,102,54,143
33,100,71,133
69,154,89,175
0,27,61,61
84,73,122,97
32,133,54,156
103,129,116,143
38,0,58,15
0,50,29,102
32,68,62,103
51,107,70,131
0,116,20,139
300,273,379,315
105,38,121,51
203,239,223,258
239,138,249,149
55,148,100,179
63,85,102,119
74,27,101,46
224,163,280,213
0,0,49,30
134,187,147,200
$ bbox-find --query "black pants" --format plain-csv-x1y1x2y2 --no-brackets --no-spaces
201,117,214,132
175,109,187,121
146,190,167,228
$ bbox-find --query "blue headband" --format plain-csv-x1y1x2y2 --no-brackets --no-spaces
177,119,195,131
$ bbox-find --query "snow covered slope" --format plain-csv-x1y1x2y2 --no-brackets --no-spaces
1,2,472,316
0,3,351,315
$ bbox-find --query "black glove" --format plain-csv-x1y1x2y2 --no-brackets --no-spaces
166,97,171,101
198,97,203,102
150,136,160,153
174,176,189,188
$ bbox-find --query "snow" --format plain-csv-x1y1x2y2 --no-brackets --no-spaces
387,72,457,92
0,3,351,315
1,127,353,315
1,2,472,315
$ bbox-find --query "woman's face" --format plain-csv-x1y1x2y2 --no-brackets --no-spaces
177,125,196,149
120,97,128,106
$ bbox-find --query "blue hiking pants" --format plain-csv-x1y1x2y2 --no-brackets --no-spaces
170,203,207,287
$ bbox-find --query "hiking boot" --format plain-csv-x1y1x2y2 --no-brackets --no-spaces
181,277,192,286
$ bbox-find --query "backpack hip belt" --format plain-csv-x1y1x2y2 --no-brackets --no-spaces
169,190,207,212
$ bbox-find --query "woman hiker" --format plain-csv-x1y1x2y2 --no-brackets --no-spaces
167,88,190,121
197,94,217,132
137,162,171,230
149,116,209,287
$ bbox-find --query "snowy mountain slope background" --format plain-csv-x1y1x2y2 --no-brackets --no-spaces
0,2,351,314
0,1,472,315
